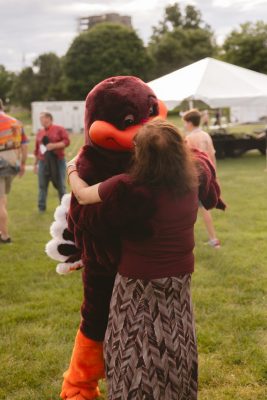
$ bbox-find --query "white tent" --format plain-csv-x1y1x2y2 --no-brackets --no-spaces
148,57,267,110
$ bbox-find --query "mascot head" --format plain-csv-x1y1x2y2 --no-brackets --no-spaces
84,76,167,152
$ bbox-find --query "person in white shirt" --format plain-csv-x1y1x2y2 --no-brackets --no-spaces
183,108,220,249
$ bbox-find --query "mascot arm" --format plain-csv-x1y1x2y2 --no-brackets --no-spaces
193,148,226,210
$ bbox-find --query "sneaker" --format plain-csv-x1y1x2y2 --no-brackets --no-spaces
0,236,12,244
208,238,221,249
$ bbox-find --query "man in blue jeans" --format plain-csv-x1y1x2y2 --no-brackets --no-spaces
34,112,70,212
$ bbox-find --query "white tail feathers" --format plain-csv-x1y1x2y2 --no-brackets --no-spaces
46,192,83,274
61,193,71,208
45,239,69,262
56,261,84,275
50,220,68,239
53,193,71,221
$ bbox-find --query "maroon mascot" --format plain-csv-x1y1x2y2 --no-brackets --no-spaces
47,76,168,400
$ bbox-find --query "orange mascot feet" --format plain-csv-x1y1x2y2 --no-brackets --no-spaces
60,330,105,400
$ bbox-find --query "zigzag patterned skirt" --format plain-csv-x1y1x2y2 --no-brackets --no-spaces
104,273,198,400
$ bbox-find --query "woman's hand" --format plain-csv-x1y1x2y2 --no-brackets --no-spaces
67,155,102,205
67,156,79,180
67,155,79,170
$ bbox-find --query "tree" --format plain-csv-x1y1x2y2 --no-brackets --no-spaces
151,3,182,42
149,3,215,78
33,52,65,100
0,65,15,103
165,3,183,28
11,67,39,108
63,23,154,99
150,28,215,78
183,5,202,29
222,21,267,74
10,52,66,108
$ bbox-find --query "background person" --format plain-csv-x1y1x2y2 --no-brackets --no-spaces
202,109,209,129
0,99,28,243
66,119,223,399
34,112,70,212
214,108,221,126
183,108,221,248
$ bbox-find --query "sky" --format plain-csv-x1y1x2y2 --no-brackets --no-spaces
1,0,267,72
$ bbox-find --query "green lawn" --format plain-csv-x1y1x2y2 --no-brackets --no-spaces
0,134,266,399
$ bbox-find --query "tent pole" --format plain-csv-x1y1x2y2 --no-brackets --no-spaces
188,99,194,109
265,128,267,172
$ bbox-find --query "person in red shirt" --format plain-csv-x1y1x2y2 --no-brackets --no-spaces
66,119,224,399
34,112,70,212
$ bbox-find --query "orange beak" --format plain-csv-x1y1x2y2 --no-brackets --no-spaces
89,100,167,151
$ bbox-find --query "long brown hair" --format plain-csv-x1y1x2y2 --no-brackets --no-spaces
129,119,198,195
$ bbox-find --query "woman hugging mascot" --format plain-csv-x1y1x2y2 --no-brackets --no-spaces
46,76,224,400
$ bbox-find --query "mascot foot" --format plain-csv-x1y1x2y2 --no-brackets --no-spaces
60,384,101,400
60,330,104,400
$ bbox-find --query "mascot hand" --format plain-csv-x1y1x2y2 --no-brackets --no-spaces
192,148,226,210
60,330,104,400
45,194,84,274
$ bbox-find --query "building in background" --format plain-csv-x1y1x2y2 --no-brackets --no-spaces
31,101,84,134
78,13,132,32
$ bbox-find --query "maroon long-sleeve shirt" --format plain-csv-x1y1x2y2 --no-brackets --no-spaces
99,174,199,279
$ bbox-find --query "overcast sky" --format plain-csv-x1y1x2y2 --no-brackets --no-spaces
1,0,267,71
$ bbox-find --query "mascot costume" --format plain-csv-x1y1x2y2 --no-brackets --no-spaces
46,76,225,400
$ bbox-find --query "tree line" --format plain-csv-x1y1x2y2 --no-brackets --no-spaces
1,2,267,109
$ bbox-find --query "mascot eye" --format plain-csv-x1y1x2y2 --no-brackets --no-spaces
124,114,135,128
149,105,157,116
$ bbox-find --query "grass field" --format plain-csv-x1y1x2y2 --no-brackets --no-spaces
0,132,266,399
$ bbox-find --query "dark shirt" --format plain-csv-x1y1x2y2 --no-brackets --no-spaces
99,174,198,280
34,124,70,160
